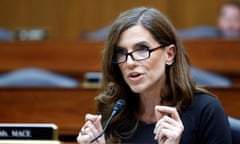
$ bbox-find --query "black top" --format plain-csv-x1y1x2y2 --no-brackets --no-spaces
121,93,232,144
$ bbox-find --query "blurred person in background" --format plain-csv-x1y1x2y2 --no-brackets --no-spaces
218,1,240,38
178,1,240,39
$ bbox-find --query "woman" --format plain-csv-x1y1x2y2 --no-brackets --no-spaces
77,7,231,144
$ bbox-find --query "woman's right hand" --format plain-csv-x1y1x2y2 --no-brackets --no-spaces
76,114,105,144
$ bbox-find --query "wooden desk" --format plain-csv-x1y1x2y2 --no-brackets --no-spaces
0,88,100,137
184,39,240,84
0,40,104,79
0,87,239,137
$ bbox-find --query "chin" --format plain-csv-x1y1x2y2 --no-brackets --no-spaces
129,85,146,93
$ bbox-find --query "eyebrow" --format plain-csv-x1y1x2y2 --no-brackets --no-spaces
116,41,150,50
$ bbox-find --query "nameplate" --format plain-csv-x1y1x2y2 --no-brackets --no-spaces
0,140,61,144
0,123,58,140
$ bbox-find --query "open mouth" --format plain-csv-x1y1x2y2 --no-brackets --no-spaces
130,73,142,78
128,72,143,82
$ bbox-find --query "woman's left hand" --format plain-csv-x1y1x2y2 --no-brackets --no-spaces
154,105,184,144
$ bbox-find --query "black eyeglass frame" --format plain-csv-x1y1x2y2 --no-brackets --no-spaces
112,45,165,64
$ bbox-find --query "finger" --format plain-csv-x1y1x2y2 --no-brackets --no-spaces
154,114,173,133
76,132,91,144
155,122,184,142
79,121,90,136
155,128,170,142
82,114,99,132
155,115,178,130
155,106,181,121
158,128,179,139
160,114,184,131
156,132,167,143
85,113,100,122
154,122,168,142
154,117,175,136
154,116,164,134
94,115,103,130
85,114,103,130
84,126,95,140
77,114,102,144
85,115,104,141
85,114,102,130
85,120,101,139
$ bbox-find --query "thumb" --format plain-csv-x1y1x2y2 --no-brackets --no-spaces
94,114,103,130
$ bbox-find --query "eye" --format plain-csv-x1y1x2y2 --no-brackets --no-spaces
115,48,127,54
136,44,150,51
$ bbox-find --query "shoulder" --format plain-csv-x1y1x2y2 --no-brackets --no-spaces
182,93,226,119
192,94,231,143
192,93,221,109
180,93,231,143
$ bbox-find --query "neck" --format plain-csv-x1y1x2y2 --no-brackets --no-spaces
139,92,161,124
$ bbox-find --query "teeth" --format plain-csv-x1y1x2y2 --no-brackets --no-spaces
131,73,140,77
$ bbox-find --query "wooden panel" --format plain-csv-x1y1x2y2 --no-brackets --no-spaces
183,39,240,76
0,0,234,39
0,88,100,136
0,0,67,38
0,0,168,39
0,40,104,78
169,0,229,28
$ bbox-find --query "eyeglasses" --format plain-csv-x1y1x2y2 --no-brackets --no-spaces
112,45,165,64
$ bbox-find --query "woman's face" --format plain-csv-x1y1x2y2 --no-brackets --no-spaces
116,25,175,94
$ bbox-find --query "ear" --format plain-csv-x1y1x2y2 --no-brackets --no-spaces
165,44,176,65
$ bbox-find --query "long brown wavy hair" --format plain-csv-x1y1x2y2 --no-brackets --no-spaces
95,6,210,143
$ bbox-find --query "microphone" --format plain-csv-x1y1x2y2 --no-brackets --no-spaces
89,99,125,143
